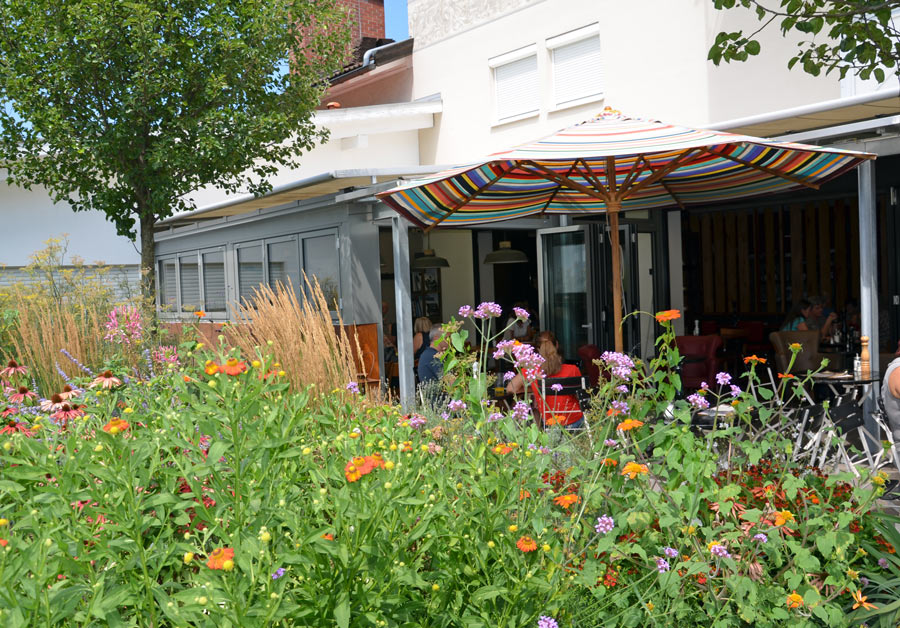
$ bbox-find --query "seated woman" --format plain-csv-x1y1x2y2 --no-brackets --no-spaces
506,330,584,429
781,298,837,339
413,317,433,361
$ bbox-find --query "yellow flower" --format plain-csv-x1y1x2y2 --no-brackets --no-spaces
786,591,803,609
789,342,803,352
774,510,794,527
508,524,518,533
123,407,133,414
222,559,235,571
487,541,495,548
431,583,440,592
873,471,887,487
251,360,261,368
646,602,654,611
259,531,271,543
542,544,551,552
0,518,8,527
621,461,649,479
846,568,859,580
851,589,877,610
183,552,194,564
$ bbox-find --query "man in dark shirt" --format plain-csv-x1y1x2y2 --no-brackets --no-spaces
417,325,445,384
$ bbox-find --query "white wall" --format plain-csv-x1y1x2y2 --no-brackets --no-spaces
410,0,845,165
0,173,140,267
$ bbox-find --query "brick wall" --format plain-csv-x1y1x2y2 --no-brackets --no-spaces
338,0,385,49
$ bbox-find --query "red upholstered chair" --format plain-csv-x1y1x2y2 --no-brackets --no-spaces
577,344,603,388
675,335,724,390
737,320,770,358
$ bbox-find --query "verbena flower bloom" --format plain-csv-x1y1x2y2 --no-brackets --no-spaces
487,412,503,422
687,393,709,410
447,399,467,412
513,307,530,320
550,383,563,393
595,515,614,534
753,533,768,543
458,305,473,318
502,371,516,382
600,351,634,380
537,617,559,628
473,301,502,319
656,557,670,572
730,384,741,397
407,414,427,428
878,557,889,568
616,384,629,393
708,542,730,558
700,381,709,391
611,400,629,415
345,381,360,394
715,372,732,386
271,567,286,580
664,547,678,558
604,439,618,447
511,401,531,421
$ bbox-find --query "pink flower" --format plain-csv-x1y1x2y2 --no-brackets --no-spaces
89,371,122,389
0,360,28,378
7,386,37,404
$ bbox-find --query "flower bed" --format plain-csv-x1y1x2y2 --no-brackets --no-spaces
0,307,897,627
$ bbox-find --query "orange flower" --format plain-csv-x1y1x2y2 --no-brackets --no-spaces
851,589,877,610
219,358,247,376
774,510,794,527
516,536,538,552
545,414,565,426
345,461,363,483
0,539,7,547
655,310,681,323
401,441,413,452
204,361,218,376
183,375,192,383
743,355,767,364
321,533,334,541
616,419,644,432
493,443,513,455
621,461,649,480
606,408,621,417
102,418,129,435
206,547,234,570
553,494,581,509
789,342,803,352
601,457,618,467
777,373,795,379
366,453,385,469
786,591,803,609
519,489,531,500
194,310,206,318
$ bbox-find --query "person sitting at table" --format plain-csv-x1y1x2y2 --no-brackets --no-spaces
417,325,446,384
412,317,433,361
506,330,584,429
781,298,837,340
881,355,900,443
503,301,536,341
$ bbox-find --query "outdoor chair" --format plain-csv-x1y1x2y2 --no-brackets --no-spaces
674,335,723,390
537,375,593,445
577,343,603,388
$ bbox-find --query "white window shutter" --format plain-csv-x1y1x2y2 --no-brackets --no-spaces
494,54,539,121
552,36,603,107
202,251,227,312
179,256,201,312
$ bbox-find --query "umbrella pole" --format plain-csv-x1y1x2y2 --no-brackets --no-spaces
608,203,623,353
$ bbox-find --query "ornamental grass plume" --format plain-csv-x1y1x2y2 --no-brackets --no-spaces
228,276,374,401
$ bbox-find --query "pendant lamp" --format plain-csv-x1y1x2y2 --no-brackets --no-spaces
483,240,528,265
411,233,450,269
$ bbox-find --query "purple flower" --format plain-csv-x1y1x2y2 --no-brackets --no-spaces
611,400,629,415
604,439,618,448
601,351,634,380
715,372,732,386
271,567,285,580
700,381,709,391
473,301,502,319
539,446,551,454
458,305,473,318
550,383,563,393
616,384,629,393
879,557,889,568
345,381,360,394
663,546,678,558
511,400,531,421
595,515,614,535
709,543,730,559
513,307,530,320
448,399,467,412
656,557,670,573
488,412,504,422
861,576,869,586
408,414,427,429
537,617,559,628
687,393,710,410
753,533,767,544
730,384,742,398
502,371,516,382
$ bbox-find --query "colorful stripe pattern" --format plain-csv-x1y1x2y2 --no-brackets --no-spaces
377,110,871,228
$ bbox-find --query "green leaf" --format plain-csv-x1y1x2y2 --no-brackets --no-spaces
334,593,350,628
746,40,761,55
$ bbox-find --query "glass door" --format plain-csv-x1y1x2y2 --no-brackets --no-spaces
537,226,596,359
597,222,639,354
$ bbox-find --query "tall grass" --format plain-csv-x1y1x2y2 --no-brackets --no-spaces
228,276,376,398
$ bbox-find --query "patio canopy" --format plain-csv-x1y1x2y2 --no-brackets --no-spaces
378,108,873,352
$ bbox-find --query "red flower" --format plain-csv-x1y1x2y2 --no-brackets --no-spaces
219,358,247,376
516,536,537,552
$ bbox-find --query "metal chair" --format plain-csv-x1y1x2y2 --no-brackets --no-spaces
537,375,592,445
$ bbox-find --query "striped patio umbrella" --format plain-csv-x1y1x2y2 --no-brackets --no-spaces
377,108,873,352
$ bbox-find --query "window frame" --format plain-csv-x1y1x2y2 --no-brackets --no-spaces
547,23,604,112
489,44,540,126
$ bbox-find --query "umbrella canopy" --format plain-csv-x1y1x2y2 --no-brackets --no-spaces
377,109,873,352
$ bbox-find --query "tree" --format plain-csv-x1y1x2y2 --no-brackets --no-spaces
0,0,349,304
708,1,900,83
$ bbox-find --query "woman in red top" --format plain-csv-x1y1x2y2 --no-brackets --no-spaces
505,331,584,428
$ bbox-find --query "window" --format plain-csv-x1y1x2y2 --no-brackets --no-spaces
158,259,177,310
267,239,301,294
547,24,603,109
490,45,539,123
237,244,264,305
302,233,340,309
202,250,227,312
179,254,201,312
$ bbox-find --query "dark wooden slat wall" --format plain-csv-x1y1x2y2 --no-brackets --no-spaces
684,196,877,316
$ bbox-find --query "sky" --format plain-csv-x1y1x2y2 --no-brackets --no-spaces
384,0,409,41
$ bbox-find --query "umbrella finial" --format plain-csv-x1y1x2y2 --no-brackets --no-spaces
597,106,626,121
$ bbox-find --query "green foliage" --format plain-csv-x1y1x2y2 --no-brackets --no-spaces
708,0,900,81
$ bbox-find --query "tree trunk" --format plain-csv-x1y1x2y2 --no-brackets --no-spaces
139,212,157,320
